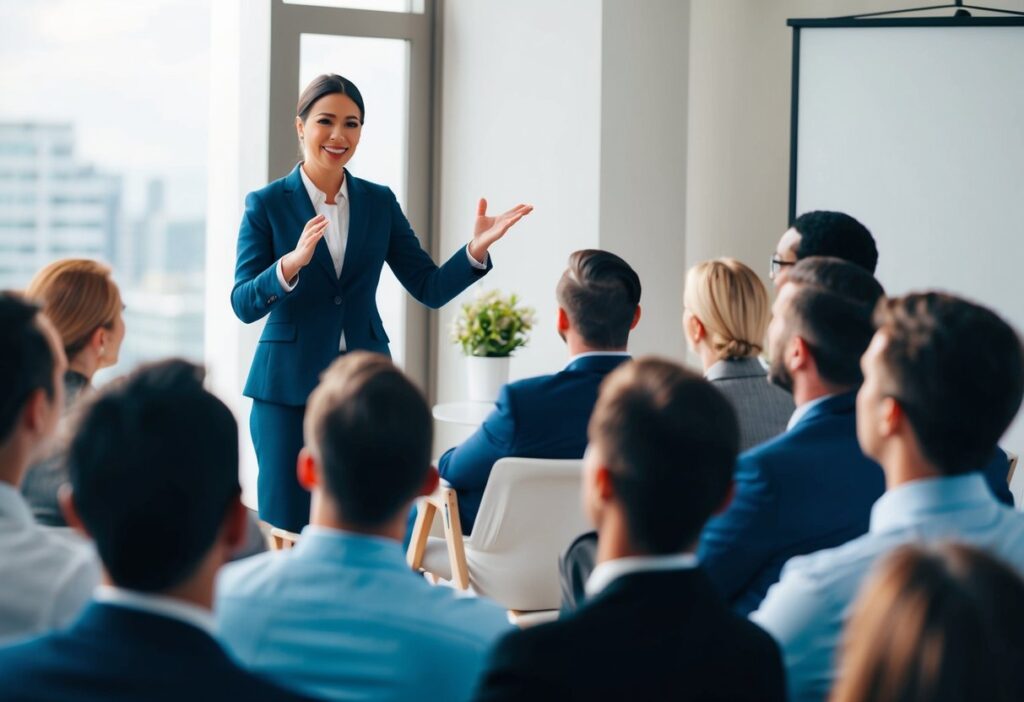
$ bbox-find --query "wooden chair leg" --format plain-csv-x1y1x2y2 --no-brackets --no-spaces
406,499,438,570
439,488,470,590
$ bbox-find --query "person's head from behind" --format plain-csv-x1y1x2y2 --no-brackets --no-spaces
785,256,885,311
683,257,770,369
772,210,877,286
831,543,1024,702
767,280,876,398
0,293,66,483
63,360,245,595
25,258,125,379
555,249,641,352
583,358,739,555
298,352,435,536
857,293,1024,479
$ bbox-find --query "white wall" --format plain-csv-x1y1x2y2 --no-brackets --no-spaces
436,0,604,401
598,0,690,361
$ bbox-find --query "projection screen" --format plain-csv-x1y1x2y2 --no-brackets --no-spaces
790,17,1024,456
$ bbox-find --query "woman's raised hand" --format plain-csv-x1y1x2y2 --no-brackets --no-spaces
468,198,533,262
281,214,329,282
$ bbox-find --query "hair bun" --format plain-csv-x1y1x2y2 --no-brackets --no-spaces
723,339,760,359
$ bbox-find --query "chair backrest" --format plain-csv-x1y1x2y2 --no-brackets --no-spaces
463,457,590,611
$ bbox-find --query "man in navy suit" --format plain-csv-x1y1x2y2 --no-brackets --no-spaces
475,359,785,701
438,249,641,535
0,360,315,702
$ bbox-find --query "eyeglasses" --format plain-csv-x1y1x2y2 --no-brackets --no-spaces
769,257,796,280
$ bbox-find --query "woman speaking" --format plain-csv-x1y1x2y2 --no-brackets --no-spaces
232,74,532,532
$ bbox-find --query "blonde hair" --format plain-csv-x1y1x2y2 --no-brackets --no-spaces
25,259,122,359
683,258,769,361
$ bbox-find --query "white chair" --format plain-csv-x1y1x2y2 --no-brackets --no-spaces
406,458,588,613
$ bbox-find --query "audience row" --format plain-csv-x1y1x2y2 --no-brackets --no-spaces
0,210,1022,702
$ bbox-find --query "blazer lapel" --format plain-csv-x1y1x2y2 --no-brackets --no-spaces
284,163,341,287
340,169,369,286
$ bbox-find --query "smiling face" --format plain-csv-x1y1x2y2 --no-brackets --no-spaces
296,92,363,176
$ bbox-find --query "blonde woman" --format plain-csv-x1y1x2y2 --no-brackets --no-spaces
20,259,125,525
832,543,1024,702
683,258,793,451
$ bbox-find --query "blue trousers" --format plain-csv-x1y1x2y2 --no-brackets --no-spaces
250,399,310,533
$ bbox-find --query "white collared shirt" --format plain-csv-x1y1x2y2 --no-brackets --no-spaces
275,166,487,351
0,482,100,644
786,393,836,432
565,351,631,368
585,552,699,598
94,585,215,636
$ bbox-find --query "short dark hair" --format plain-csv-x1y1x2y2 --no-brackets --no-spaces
589,358,739,554
787,286,876,387
787,256,885,310
873,293,1024,475
68,360,239,592
792,210,878,274
304,352,432,527
297,73,366,124
0,292,56,444
555,249,641,349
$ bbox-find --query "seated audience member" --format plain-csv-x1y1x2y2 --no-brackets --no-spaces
0,360,314,702
683,257,794,451
474,359,785,701
0,293,99,645
19,259,268,557
438,249,641,534
20,259,125,526
770,210,877,286
217,353,510,702
753,292,1024,702
697,259,888,615
787,258,1013,505
830,543,1024,702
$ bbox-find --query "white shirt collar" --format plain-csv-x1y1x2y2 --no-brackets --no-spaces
585,553,699,598
94,585,215,635
786,393,836,432
299,163,349,207
0,481,33,527
565,351,631,368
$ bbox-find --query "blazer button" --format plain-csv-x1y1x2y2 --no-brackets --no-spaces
333,296,342,305
268,295,278,304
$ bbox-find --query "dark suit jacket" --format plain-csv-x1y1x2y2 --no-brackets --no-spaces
475,568,785,701
438,354,629,533
698,392,1014,615
232,164,489,406
0,602,316,701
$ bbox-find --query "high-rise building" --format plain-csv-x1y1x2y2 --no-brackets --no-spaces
0,122,121,289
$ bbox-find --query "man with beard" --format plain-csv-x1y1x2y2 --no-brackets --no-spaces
559,258,885,615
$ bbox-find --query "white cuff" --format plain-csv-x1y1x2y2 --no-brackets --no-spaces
276,259,298,292
466,244,488,270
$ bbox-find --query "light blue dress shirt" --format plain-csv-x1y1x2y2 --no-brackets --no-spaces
215,526,511,702
751,473,1024,702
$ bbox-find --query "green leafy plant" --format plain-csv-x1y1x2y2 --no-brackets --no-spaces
451,289,535,357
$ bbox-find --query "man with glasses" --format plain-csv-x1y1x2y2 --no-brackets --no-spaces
770,210,877,287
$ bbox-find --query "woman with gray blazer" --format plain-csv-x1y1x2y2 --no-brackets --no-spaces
683,258,793,451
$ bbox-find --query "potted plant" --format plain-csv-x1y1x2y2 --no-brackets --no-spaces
451,289,534,402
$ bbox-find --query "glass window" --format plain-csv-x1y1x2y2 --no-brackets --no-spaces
0,1,210,383
300,32,411,367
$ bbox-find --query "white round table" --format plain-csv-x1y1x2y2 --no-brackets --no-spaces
432,401,495,461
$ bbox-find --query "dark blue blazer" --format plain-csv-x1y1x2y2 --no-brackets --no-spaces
697,392,1015,616
0,602,316,702
438,354,629,534
232,165,490,406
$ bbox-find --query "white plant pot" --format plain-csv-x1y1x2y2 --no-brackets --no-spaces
465,355,511,403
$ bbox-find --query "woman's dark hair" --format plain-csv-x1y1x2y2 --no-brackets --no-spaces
297,74,366,124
